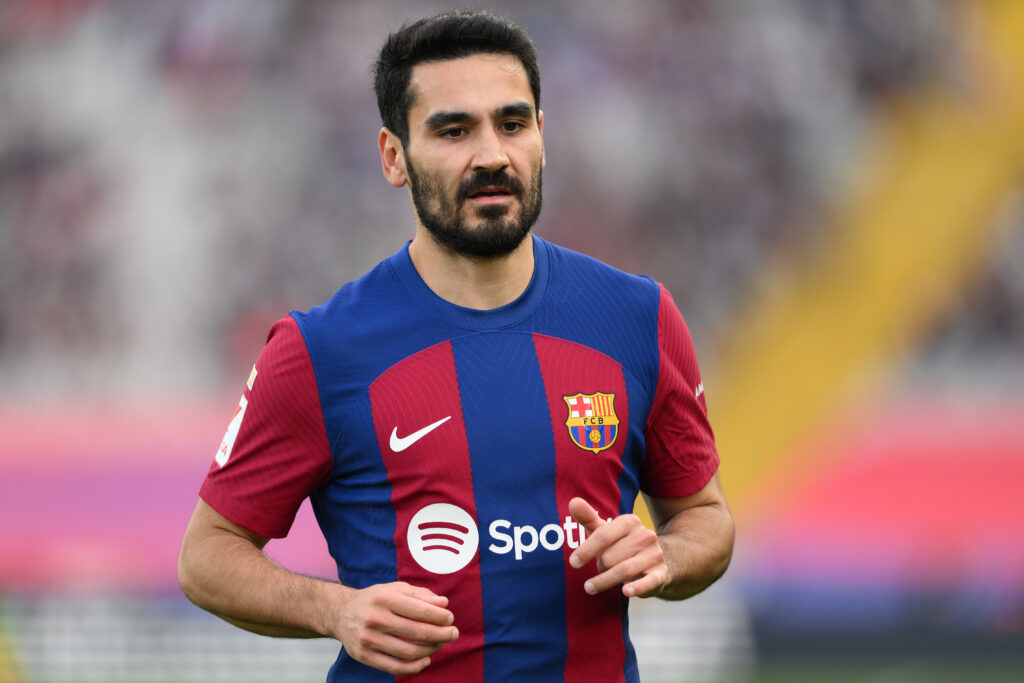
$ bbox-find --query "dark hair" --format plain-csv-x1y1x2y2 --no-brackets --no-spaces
373,9,541,145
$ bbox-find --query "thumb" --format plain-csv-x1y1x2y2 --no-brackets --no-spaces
568,497,604,534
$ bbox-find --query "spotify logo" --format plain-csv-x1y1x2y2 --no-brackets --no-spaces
407,503,480,575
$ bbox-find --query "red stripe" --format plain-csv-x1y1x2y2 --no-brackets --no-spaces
201,316,332,539
368,341,485,680
643,284,719,498
532,333,628,682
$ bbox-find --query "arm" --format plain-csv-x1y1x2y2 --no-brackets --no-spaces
568,472,734,600
178,500,459,674
644,472,734,599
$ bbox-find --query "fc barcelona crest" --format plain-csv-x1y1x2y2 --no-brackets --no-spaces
563,392,619,454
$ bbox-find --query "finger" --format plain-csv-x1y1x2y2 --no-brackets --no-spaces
363,631,445,661
395,582,450,609
568,497,604,534
387,589,455,627
593,523,658,570
384,617,460,645
366,602,458,645
622,569,670,598
569,515,633,569
359,586,458,644
584,545,664,595
357,649,433,676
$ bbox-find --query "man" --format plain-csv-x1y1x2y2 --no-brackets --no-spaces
178,9,734,681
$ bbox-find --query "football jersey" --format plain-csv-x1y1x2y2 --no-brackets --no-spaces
200,235,719,682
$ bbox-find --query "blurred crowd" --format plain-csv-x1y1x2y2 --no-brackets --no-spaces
1,0,1015,398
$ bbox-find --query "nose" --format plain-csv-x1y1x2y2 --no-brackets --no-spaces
472,127,510,172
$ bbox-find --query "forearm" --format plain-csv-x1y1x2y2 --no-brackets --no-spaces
178,514,348,639
654,498,734,600
178,501,458,675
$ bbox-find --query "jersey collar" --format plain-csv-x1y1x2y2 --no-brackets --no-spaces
389,234,550,330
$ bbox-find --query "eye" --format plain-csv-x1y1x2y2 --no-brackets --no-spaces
500,120,526,133
440,127,467,139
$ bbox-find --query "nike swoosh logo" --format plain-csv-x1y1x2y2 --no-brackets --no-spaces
389,416,452,452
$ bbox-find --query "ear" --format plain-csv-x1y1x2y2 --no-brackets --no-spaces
537,109,546,169
379,127,408,188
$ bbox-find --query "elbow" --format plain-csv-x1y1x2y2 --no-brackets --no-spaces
712,507,737,583
723,509,736,564
177,534,206,608
690,505,737,598
177,544,196,604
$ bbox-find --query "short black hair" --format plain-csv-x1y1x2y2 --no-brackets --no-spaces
373,9,541,145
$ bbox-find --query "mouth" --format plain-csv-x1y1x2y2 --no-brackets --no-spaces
466,186,515,203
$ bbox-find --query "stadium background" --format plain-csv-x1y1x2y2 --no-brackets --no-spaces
1,0,1023,680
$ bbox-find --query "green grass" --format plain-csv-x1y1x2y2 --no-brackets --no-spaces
747,662,1024,683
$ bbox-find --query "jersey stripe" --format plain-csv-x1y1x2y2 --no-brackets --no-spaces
201,316,332,539
452,332,566,681
368,341,485,681
531,333,630,683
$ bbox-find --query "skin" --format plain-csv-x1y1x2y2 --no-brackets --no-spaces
378,53,545,310
179,52,735,676
179,500,457,674
569,474,733,600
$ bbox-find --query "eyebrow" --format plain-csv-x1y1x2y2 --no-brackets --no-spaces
423,110,474,130
495,101,535,120
422,101,536,131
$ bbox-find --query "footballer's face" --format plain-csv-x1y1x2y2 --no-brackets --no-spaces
399,53,545,258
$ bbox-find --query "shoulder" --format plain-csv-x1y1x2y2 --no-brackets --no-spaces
280,245,456,413
292,255,400,330
287,248,424,362
539,237,660,305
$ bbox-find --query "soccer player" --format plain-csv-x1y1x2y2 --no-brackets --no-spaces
178,9,734,681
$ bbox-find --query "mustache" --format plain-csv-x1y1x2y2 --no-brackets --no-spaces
456,170,525,202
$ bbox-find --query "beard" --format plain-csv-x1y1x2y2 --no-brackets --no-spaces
406,158,543,259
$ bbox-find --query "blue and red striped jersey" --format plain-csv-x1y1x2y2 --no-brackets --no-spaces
200,236,719,681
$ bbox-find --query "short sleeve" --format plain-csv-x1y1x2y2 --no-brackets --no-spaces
199,315,333,538
641,284,719,499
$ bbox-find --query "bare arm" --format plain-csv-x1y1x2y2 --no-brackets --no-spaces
644,472,734,599
178,500,459,674
568,472,734,600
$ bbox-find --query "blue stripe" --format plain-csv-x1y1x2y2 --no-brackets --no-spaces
621,594,639,682
317,393,396,682
615,375,645,518
452,331,567,681
616,373,645,681
314,392,398,588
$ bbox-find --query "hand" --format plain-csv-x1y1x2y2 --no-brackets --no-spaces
333,581,459,675
567,497,671,598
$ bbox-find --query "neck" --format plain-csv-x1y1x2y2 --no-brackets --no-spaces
408,229,535,310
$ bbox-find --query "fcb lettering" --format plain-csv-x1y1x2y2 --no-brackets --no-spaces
563,392,620,453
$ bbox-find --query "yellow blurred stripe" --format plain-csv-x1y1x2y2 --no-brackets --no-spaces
703,0,1024,523
0,617,21,683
